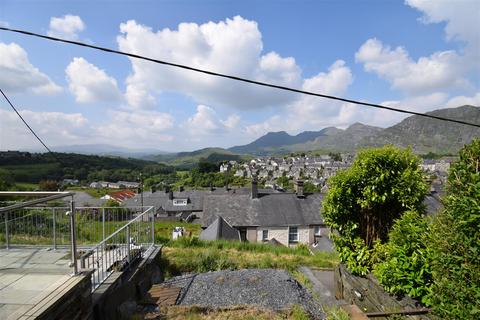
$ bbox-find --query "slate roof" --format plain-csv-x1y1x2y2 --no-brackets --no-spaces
202,192,324,228
199,216,240,241
122,188,270,214
423,192,444,215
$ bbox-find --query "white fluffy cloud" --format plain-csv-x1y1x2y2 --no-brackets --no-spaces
406,0,480,52
117,16,301,110
0,107,178,150
0,109,88,150
47,15,85,40
355,38,469,95
0,42,62,95
446,93,480,108
245,60,354,135
96,110,175,145
66,57,122,103
183,105,240,136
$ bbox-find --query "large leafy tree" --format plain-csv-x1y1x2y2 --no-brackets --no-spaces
428,139,480,319
323,145,427,274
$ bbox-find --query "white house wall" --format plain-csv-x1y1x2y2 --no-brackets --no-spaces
257,227,289,246
298,227,310,245
255,226,312,247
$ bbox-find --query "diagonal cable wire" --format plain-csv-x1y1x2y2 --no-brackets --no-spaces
0,88,62,163
0,26,479,129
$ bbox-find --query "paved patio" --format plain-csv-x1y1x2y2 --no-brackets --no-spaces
0,248,83,319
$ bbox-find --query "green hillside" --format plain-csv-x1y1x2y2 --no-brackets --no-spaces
143,148,250,168
0,151,174,183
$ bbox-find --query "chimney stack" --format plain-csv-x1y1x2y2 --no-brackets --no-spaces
168,189,173,200
251,177,258,199
295,180,304,198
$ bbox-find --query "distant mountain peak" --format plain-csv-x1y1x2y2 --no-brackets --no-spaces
227,105,479,155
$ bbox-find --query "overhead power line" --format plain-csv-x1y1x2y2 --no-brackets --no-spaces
0,88,62,163
1,26,479,129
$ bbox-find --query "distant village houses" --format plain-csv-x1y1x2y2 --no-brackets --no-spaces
89,180,140,189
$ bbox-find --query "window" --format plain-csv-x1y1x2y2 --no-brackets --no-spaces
262,230,268,241
289,227,298,243
314,226,321,236
173,199,187,206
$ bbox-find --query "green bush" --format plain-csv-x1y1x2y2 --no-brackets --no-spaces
323,145,427,275
373,210,433,305
428,139,480,319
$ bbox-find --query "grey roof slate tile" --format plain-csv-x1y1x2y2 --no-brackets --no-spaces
202,192,324,228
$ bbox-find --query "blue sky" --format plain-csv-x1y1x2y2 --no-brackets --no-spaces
0,0,479,152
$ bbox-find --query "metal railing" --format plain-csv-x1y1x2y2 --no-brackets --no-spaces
0,191,78,273
1,192,155,290
0,206,149,249
79,206,155,290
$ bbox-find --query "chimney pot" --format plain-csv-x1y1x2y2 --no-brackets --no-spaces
295,179,304,198
251,178,258,199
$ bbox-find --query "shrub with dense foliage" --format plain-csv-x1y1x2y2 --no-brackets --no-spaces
373,210,433,305
428,139,480,319
322,145,427,275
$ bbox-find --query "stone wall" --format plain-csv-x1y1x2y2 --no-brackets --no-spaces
37,271,93,320
92,246,162,320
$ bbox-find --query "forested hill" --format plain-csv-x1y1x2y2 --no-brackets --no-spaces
0,151,174,183
143,147,248,168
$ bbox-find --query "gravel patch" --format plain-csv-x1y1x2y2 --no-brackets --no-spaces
162,269,325,319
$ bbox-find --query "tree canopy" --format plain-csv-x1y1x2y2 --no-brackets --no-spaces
322,145,427,274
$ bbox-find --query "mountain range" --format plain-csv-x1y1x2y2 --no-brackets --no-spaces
15,105,480,165
228,105,480,155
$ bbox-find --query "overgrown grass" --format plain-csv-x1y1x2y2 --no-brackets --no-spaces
291,270,313,290
154,221,201,243
167,237,312,255
323,305,350,320
160,237,339,277
136,305,312,320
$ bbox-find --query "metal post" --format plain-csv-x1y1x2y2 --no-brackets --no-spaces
4,212,9,250
69,199,78,275
126,225,131,263
52,208,57,250
102,208,105,241
151,207,155,245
